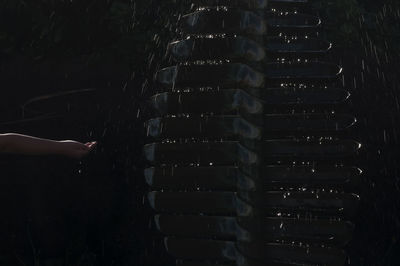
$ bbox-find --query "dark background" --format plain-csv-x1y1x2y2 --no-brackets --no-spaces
0,0,400,265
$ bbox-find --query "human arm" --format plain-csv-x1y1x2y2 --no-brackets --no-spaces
0,133,96,159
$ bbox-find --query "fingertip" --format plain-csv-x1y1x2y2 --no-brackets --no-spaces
86,142,97,152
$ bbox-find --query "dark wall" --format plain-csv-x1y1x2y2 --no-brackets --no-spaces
0,1,175,265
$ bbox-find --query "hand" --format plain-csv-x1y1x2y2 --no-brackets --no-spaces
58,140,97,159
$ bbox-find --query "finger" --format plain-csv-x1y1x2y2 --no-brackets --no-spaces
88,141,97,149
85,142,93,148
84,142,97,152
80,144,90,150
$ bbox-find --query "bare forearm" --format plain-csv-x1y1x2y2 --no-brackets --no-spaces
0,133,64,155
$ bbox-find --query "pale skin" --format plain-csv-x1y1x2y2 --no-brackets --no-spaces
0,133,96,159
